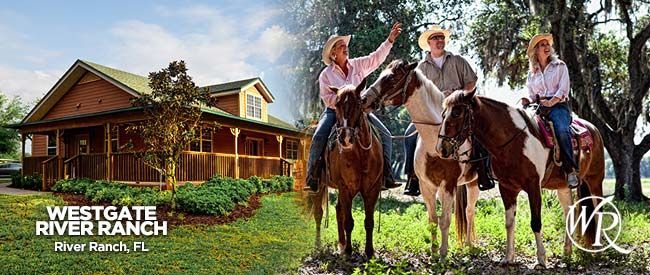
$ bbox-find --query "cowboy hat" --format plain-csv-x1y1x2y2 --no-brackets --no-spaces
321,34,351,65
527,33,553,57
418,25,451,51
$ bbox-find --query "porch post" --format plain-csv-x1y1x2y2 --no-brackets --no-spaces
106,123,112,181
230,128,240,179
276,135,283,158
20,133,25,176
56,129,62,182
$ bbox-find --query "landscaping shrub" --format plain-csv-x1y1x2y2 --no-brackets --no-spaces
52,175,295,215
8,172,42,191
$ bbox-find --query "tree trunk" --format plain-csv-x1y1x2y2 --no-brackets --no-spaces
629,153,647,202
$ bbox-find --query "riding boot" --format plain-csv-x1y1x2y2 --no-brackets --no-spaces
403,174,420,196
381,162,401,190
303,159,321,192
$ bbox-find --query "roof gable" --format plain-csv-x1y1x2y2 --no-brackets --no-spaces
204,77,275,103
23,60,147,123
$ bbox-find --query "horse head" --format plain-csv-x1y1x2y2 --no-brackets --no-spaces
329,78,367,151
361,59,418,110
437,89,478,159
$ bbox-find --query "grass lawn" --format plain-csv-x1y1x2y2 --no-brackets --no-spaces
0,193,314,274
309,190,650,273
603,178,650,197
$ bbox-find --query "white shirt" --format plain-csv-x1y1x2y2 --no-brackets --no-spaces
526,59,570,102
432,55,445,69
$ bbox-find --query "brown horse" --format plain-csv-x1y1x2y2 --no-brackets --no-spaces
437,89,604,267
311,79,384,258
361,59,479,258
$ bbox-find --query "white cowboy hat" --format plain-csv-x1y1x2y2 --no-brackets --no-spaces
321,34,351,65
418,25,451,51
527,33,553,57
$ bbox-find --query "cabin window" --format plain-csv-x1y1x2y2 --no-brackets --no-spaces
244,138,263,156
285,140,298,160
246,94,262,119
190,127,213,152
47,134,57,156
110,125,119,153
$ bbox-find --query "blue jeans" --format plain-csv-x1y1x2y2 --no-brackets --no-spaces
307,108,394,178
403,123,418,176
548,103,578,171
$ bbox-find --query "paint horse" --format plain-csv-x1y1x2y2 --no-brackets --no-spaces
311,79,384,258
437,89,604,267
361,60,479,258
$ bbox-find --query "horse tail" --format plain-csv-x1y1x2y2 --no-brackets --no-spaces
455,185,468,246
577,183,597,247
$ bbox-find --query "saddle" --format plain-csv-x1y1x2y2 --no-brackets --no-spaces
535,113,594,152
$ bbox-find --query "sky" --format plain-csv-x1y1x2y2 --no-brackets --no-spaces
0,0,296,123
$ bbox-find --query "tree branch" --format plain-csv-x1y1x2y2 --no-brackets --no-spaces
614,0,634,40
406,15,462,33
591,18,624,27
634,133,650,160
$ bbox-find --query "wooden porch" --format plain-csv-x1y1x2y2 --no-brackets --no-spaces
23,151,294,190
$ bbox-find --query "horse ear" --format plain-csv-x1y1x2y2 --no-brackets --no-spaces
463,88,477,102
406,62,418,71
329,86,339,94
356,77,367,95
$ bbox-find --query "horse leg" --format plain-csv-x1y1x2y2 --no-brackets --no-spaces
362,188,380,258
527,186,547,268
557,187,574,257
439,186,454,259
335,197,346,254
419,175,440,255
465,183,480,247
337,190,354,257
313,191,324,248
499,185,519,265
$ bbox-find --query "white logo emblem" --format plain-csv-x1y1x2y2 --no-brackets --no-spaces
566,196,632,254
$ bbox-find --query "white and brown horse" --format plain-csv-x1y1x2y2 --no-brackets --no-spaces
312,79,384,258
362,59,479,258
437,89,604,267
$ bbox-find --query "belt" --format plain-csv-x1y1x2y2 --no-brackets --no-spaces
541,96,567,103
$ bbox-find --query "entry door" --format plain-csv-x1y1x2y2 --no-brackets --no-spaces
68,134,89,157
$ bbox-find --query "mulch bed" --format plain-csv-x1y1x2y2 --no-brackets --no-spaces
54,192,262,227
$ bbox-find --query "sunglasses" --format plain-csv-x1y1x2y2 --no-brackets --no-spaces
428,35,446,41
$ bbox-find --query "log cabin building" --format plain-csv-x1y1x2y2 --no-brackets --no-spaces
13,60,309,190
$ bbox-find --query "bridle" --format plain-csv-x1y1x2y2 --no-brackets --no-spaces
438,104,475,162
334,108,373,154
366,66,414,109
439,101,531,163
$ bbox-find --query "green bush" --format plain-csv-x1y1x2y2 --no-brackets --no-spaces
51,179,168,206
52,175,295,215
9,172,42,191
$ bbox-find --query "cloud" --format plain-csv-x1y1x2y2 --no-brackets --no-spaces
0,65,60,104
255,25,294,63
107,4,292,87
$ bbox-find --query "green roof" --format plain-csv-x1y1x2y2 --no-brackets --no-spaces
74,60,295,133
204,77,259,93
80,60,152,94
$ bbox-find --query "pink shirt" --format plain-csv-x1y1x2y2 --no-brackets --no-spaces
318,39,393,109
526,59,570,102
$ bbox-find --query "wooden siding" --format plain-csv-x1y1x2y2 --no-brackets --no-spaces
215,94,239,116
43,74,134,120
212,128,235,154
32,134,47,157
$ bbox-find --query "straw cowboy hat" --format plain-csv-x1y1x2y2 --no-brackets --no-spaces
527,33,553,57
418,25,451,51
321,34,351,65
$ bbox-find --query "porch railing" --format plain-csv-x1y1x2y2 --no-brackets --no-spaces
65,154,107,180
42,156,60,190
23,156,50,176
26,151,294,188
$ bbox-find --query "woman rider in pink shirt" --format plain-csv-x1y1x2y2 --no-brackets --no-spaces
521,34,579,189
305,23,402,191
